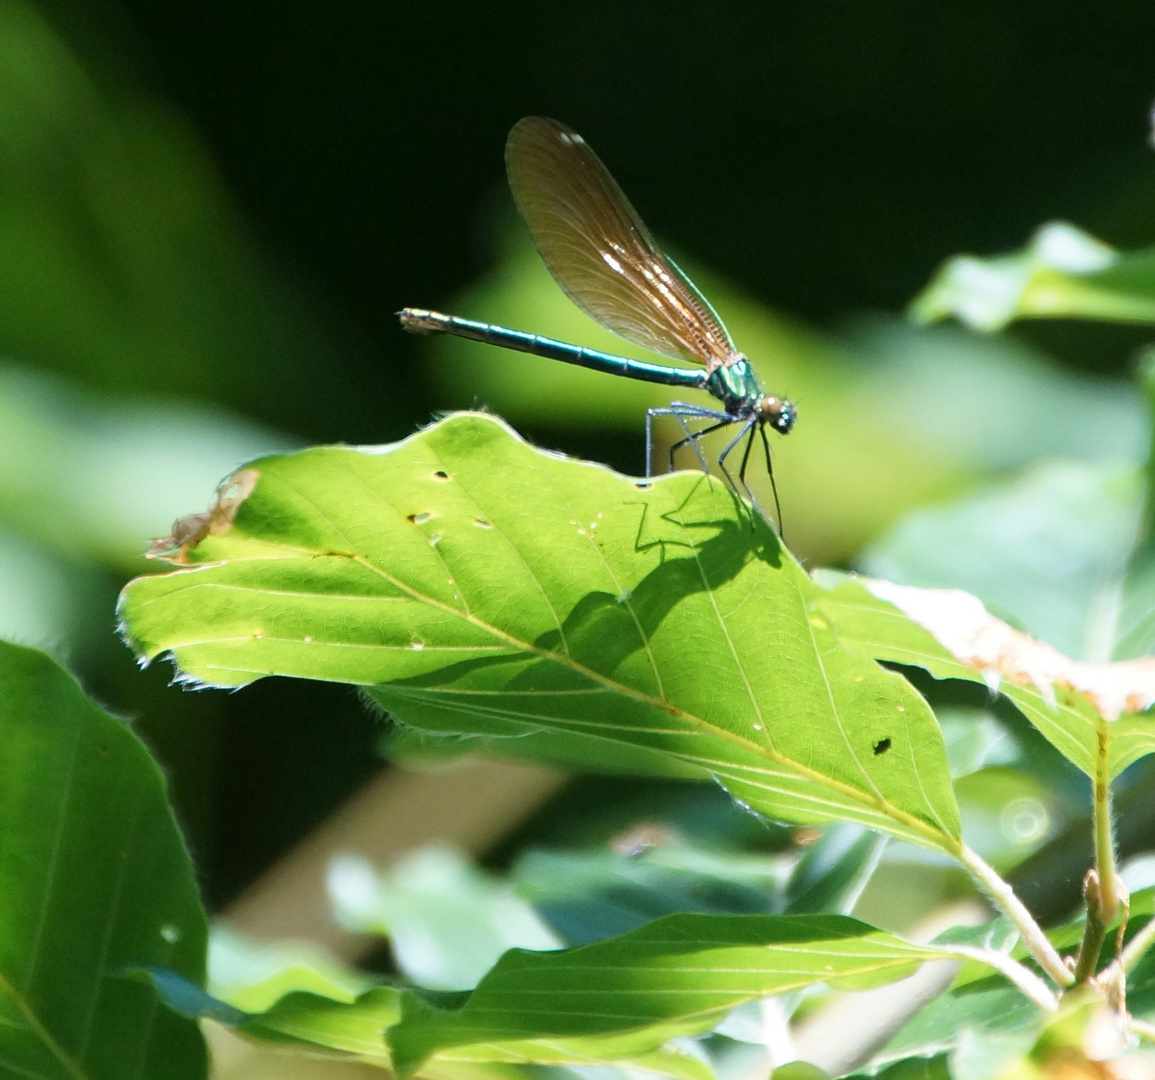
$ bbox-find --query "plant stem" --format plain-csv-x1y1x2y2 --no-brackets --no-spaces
1093,733,1119,924
959,844,1074,987
1072,870,1107,983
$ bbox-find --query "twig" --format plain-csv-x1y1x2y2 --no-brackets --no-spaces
1073,870,1108,984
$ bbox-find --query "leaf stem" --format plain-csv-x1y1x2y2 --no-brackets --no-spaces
943,945,1059,1012
959,844,1074,987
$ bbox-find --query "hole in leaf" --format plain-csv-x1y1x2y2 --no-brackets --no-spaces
408,512,433,525
473,519,493,529
433,470,450,481
873,737,892,755
410,638,425,651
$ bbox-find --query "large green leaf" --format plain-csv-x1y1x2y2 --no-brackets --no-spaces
119,413,960,852
0,642,207,1079
385,912,971,1079
910,222,1155,330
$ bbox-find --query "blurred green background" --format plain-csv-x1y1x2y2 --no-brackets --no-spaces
3,0,1154,913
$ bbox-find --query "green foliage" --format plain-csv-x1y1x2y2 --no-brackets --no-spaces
112,390,1155,1073
6,39,1155,1073
911,223,1155,331
0,641,207,1078
386,913,966,1078
811,575,1155,780
120,413,963,853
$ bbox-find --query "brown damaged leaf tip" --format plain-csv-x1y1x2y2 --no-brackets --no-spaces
865,580,1155,722
146,468,259,565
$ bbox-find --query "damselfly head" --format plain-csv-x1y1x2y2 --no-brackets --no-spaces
761,396,796,435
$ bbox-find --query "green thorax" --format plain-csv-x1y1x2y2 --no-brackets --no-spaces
705,358,762,415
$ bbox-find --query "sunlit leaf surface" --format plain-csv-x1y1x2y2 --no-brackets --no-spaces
386,913,964,1078
149,971,713,1080
0,643,207,1079
812,575,1155,779
120,413,960,852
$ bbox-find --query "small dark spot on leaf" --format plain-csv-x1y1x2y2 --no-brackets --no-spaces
473,519,493,529
873,737,892,755
433,470,450,481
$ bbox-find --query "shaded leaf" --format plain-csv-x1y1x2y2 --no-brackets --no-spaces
848,317,1147,471
120,413,960,853
513,842,793,945
0,642,207,1079
783,824,885,916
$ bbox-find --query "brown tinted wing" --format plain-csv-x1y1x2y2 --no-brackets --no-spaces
505,117,736,368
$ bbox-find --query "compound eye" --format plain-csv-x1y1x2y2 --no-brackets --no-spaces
763,397,796,434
